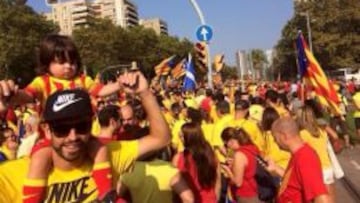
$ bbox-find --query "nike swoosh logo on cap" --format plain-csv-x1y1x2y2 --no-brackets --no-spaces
53,98,83,112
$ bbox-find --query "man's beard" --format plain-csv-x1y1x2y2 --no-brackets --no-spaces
52,139,87,162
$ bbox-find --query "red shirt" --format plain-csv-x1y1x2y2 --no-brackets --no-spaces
177,152,217,203
347,82,355,94
277,144,327,203
233,145,258,198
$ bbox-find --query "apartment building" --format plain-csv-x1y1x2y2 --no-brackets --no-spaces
46,0,90,35
46,0,139,35
139,18,168,35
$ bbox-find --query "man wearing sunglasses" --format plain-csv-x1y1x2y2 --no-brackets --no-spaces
0,70,171,203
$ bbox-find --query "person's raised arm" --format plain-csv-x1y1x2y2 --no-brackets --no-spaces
0,80,33,112
118,71,170,158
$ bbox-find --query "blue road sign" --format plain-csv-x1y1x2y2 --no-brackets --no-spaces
196,25,213,42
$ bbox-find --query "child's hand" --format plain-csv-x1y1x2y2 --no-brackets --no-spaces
117,70,148,94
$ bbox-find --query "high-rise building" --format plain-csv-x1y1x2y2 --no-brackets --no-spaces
139,18,168,35
46,0,91,35
114,0,139,28
45,0,139,35
236,50,249,80
91,0,115,21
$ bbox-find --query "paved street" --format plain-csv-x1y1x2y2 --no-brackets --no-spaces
335,146,360,203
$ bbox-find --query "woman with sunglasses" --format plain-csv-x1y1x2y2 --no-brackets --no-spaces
221,127,260,203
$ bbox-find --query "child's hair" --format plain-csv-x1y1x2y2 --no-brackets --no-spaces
37,34,82,76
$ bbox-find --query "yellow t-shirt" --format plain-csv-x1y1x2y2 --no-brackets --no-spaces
300,129,331,169
201,121,215,146
212,114,233,162
0,140,139,203
210,104,219,122
353,92,360,118
263,131,290,169
91,117,101,137
163,111,174,127
230,118,265,152
272,104,290,118
121,160,179,203
171,118,186,152
212,114,233,148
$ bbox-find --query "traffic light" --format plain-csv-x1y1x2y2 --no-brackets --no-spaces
194,42,208,72
214,54,224,73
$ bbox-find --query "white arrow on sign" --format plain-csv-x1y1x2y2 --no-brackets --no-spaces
200,27,209,41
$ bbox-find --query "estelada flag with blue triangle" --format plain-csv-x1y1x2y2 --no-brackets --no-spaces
296,30,341,115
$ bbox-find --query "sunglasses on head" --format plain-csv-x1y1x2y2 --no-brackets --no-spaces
50,120,92,138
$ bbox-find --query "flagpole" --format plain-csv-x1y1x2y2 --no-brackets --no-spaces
294,40,305,103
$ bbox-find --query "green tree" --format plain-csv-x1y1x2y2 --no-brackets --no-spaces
274,0,360,80
74,20,193,79
0,0,57,86
73,18,126,75
221,64,238,81
250,49,267,80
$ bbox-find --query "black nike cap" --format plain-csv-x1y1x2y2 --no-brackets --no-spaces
43,89,94,122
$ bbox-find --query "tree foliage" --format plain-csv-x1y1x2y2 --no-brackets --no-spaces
0,2,194,86
0,0,57,86
73,18,194,79
273,0,360,80
250,49,267,80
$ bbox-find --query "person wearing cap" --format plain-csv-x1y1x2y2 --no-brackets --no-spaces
0,71,171,203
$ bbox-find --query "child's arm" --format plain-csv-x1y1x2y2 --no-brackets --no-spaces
23,146,52,203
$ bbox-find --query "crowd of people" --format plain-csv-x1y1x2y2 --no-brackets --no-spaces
0,34,359,203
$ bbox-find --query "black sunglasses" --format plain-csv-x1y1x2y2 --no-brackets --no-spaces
50,120,92,138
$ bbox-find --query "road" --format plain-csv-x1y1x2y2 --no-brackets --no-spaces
335,145,360,203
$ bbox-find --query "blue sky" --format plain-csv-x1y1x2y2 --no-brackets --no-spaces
27,0,294,65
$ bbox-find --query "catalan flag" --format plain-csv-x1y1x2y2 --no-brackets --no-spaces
154,55,175,76
296,31,341,115
171,59,186,79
